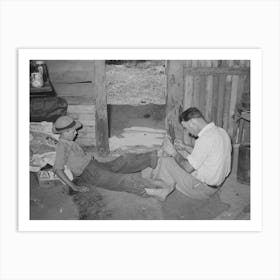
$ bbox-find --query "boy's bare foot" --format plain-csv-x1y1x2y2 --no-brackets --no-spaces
72,185,89,193
145,184,175,202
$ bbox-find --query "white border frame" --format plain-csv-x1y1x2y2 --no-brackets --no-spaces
19,49,262,232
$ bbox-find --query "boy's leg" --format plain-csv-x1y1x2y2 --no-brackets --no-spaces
98,151,158,173
76,160,158,197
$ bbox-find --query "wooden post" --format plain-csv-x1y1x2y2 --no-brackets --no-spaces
223,75,232,131
205,75,213,122
198,74,207,115
233,74,246,143
212,75,219,124
183,72,194,145
217,75,226,127
228,75,239,137
166,60,184,141
94,60,109,156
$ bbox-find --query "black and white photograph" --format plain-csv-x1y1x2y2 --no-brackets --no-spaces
30,60,250,220
28,59,251,221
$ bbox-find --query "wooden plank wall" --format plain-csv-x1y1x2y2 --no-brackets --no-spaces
182,60,250,143
46,60,97,146
46,60,250,147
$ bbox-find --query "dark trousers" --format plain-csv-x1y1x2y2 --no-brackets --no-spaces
73,151,157,197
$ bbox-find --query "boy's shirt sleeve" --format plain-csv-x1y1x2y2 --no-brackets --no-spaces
53,142,67,171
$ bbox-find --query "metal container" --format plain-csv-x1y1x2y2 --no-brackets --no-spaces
30,60,48,88
237,144,250,185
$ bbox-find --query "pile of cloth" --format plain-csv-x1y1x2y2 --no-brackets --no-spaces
30,121,58,172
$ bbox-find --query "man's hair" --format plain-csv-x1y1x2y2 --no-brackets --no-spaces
179,107,205,123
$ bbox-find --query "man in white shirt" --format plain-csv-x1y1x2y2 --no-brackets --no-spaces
145,107,232,201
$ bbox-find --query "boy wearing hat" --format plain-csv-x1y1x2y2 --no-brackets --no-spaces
53,116,173,200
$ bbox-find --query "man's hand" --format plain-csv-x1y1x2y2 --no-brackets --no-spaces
55,169,89,193
162,136,177,157
174,138,193,154
174,138,185,151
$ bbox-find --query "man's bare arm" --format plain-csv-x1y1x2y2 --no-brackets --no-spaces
173,152,195,173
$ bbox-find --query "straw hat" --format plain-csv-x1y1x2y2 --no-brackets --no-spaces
53,116,82,134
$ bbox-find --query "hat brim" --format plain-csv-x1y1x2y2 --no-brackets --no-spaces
52,120,82,134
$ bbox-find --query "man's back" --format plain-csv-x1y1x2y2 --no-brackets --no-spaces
187,123,232,186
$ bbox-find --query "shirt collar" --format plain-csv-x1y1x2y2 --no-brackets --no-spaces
198,122,215,137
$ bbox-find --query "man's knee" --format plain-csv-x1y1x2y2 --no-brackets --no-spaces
161,156,173,164
161,157,179,169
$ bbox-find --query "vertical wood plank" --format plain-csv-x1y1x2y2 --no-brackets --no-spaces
236,74,246,109
199,74,207,115
199,60,207,67
205,60,212,67
166,60,185,141
183,75,194,110
242,120,250,144
228,75,239,137
233,74,246,143
183,74,194,145
223,75,232,131
233,60,240,68
193,75,201,109
212,75,219,124
228,60,234,67
221,60,228,67
185,60,192,67
94,60,109,156
217,75,226,127
239,60,246,67
205,75,214,122
192,60,198,67
212,60,219,67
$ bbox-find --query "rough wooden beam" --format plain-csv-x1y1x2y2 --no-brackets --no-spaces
205,75,214,122
211,75,219,124
228,75,239,137
94,61,109,156
166,60,184,141
217,75,226,127
183,74,194,145
223,75,232,131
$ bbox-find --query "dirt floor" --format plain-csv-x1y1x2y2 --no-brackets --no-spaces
30,61,250,220
30,169,249,220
